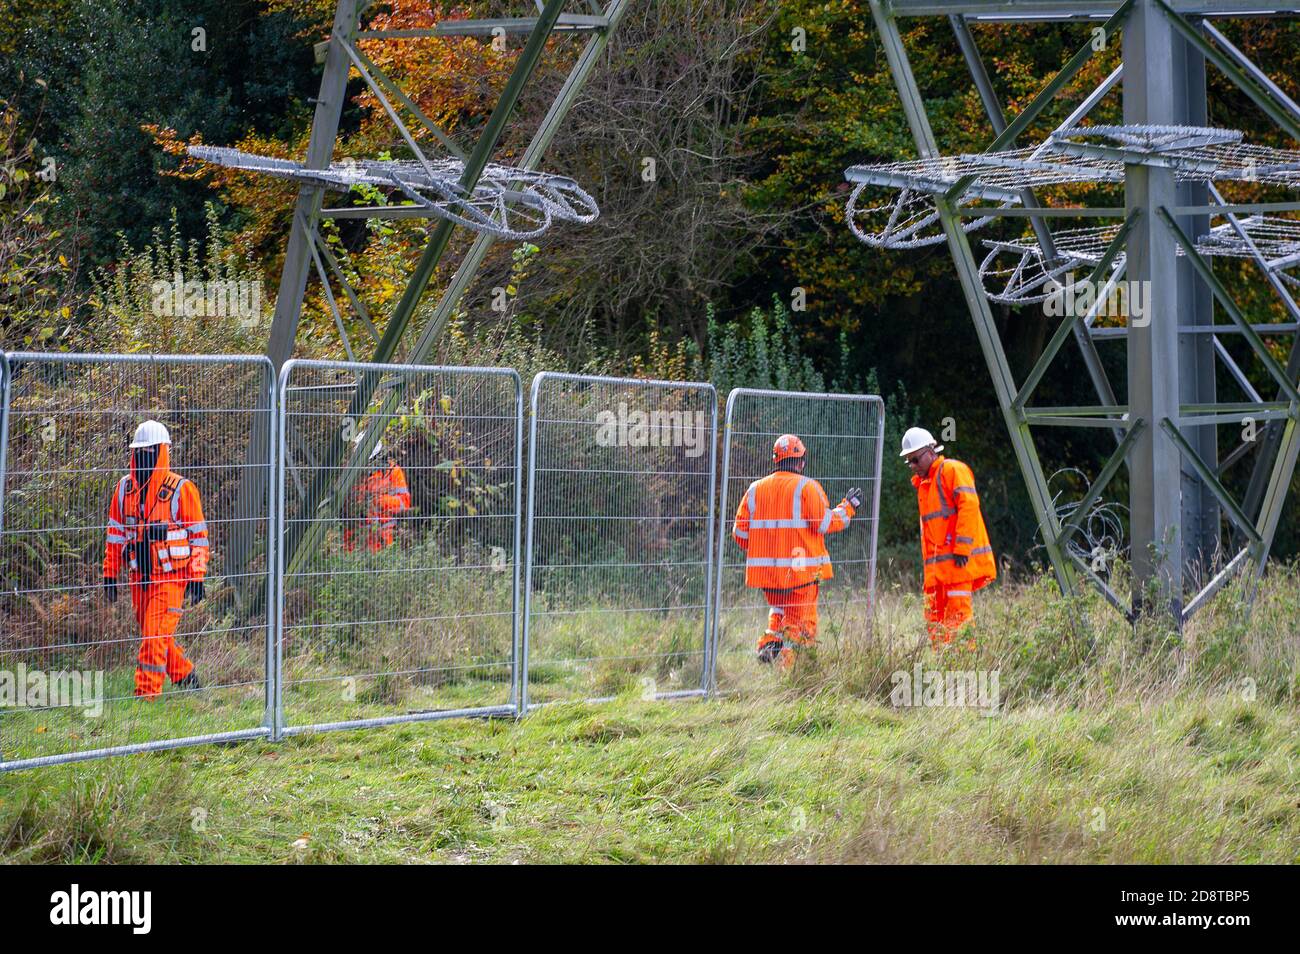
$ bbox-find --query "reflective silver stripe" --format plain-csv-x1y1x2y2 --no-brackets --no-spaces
750,518,805,529
106,534,128,544
187,521,207,535
819,508,832,534
947,589,972,598
746,555,831,568
170,478,186,523
167,606,183,614
746,482,757,517
733,529,749,540
116,476,129,521
956,535,974,544
166,529,187,541
921,509,947,522
928,546,990,566
769,607,785,616
954,486,977,494
138,663,166,673
189,538,209,548
792,476,811,524
833,505,849,529
108,517,126,531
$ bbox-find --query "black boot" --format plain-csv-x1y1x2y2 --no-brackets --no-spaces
175,672,202,691
756,638,783,664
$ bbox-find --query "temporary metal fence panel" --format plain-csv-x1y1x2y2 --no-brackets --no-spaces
276,360,521,735
0,353,275,771
711,389,884,687
522,373,718,710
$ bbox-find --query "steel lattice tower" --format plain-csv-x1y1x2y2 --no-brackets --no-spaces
849,0,1300,625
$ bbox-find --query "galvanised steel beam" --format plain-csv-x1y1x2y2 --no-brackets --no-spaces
1057,418,1146,549
951,15,1123,443
1158,0,1300,143
266,0,361,372
1012,211,1137,412
1160,209,1300,402
1196,187,1300,514
1160,206,1300,611
231,0,359,579
279,0,632,582
943,0,1134,204
1181,544,1251,619
954,205,1129,217
1123,0,1185,621
1171,22,1220,583
868,0,1078,596
1160,418,1262,543
1200,20,1300,120
277,0,573,579
405,0,632,365
1191,27,1300,517
888,1,1294,19
434,15,608,36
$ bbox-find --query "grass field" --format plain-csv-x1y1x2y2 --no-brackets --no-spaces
1,570,1297,864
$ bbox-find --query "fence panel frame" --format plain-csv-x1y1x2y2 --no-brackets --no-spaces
274,358,524,737
0,351,277,772
521,371,719,712
0,352,10,550
709,388,885,686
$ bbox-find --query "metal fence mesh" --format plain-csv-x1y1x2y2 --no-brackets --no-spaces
0,351,882,770
522,373,717,709
712,390,884,686
276,360,521,733
0,354,274,770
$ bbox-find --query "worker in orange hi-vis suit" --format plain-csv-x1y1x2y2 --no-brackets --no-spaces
102,420,209,698
343,434,411,552
732,434,863,668
900,426,996,651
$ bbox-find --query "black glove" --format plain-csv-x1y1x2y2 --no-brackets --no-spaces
954,554,969,569
844,487,864,509
103,577,119,604
185,579,205,605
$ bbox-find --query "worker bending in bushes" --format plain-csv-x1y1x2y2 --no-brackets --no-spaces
732,434,863,668
343,433,411,552
103,420,209,697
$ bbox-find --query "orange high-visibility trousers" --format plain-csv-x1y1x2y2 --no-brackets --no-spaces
131,580,194,697
760,583,819,666
924,584,974,650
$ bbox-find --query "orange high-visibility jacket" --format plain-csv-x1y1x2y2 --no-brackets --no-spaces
912,455,995,590
104,442,210,584
359,464,410,534
733,470,855,589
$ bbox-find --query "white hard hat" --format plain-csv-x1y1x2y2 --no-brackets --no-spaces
129,420,172,448
354,432,383,461
900,426,942,457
